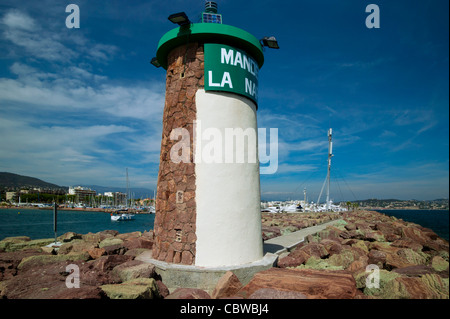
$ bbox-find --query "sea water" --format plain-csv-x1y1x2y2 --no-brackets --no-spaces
374,209,449,241
0,209,155,240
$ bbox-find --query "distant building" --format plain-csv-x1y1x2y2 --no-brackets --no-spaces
6,191,16,201
114,192,127,206
69,186,96,204
100,191,126,206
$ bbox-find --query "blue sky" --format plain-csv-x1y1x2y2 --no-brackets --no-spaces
0,0,448,201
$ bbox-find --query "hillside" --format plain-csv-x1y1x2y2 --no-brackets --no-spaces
354,198,449,210
0,172,63,190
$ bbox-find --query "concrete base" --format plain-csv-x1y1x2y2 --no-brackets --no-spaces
136,251,278,293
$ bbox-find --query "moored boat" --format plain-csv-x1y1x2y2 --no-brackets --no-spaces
111,210,135,221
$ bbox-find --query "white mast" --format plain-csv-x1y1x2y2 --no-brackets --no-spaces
326,128,333,211
126,168,129,208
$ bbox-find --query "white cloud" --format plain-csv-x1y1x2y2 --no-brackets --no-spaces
0,62,165,120
1,9,36,31
1,9,118,63
276,163,318,174
2,20,77,62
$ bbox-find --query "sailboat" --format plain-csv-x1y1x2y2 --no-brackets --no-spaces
111,210,135,221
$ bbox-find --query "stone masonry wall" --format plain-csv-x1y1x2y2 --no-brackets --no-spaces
152,43,204,265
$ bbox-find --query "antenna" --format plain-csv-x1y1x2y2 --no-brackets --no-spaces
126,168,129,208
326,128,333,211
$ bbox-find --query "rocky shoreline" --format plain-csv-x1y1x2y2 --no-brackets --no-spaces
0,210,448,299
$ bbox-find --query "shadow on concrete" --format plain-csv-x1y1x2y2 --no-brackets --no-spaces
263,243,285,255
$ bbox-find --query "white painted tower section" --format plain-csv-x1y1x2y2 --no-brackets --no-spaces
194,89,263,267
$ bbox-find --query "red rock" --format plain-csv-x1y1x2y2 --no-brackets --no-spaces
116,231,142,240
321,239,343,256
401,226,434,247
391,239,423,252
392,275,449,298
385,251,416,270
165,288,211,299
123,237,153,250
78,261,116,286
248,288,307,299
212,271,242,299
296,242,328,259
103,244,127,255
317,227,343,242
91,255,134,273
58,232,82,242
392,265,436,277
368,249,387,267
385,233,401,242
261,226,282,239
345,223,357,231
422,229,439,241
238,268,357,299
355,221,374,231
347,230,365,240
111,260,156,283
346,256,369,274
52,286,105,299
368,242,400,254
0,250,48,280
363,230,385,242
156,280,170,298
97,230,119,241
277,255,307,268
82,232,102,243
339,231,352,240
0,260,80,299
375,223,400,237
142,230,154,240
87,248,106,259
341,239,360,245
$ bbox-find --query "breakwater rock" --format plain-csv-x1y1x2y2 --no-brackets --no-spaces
0,230,165,299
277,210,449,298
0,210,448,299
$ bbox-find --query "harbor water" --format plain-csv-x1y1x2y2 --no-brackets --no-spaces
0,209,155,240
374,209,449,241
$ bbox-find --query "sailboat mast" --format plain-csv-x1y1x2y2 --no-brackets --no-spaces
126,168,129,208
326,128,333,211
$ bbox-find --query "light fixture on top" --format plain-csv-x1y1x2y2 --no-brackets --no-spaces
260,36,280,49
168,12,191,26
150,57,161,68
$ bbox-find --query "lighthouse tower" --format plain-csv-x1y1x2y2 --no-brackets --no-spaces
151,1,277,268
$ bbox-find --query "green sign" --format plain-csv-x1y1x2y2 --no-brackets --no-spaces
204,43,259,104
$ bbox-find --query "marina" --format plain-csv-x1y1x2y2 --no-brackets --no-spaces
261,128,349,214
0,208,155,240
